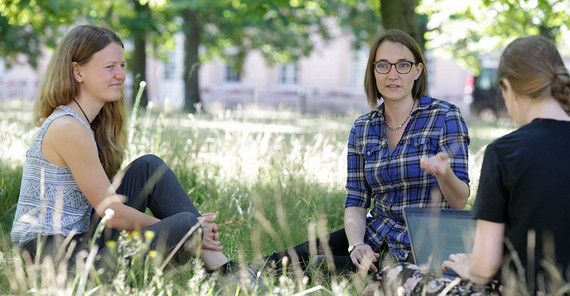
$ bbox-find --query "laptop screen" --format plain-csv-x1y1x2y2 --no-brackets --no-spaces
403,207,477,276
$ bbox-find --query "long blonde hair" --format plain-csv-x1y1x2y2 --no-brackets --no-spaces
33,25,127,179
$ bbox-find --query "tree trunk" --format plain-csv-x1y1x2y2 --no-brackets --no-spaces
132,34,148,108
182,9,201,113
380,0,421,47
131,0,148,108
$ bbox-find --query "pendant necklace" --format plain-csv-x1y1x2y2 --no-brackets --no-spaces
72,98,92,125
386,100,415,131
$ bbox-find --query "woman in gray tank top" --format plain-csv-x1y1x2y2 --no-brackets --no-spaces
11,25,244,280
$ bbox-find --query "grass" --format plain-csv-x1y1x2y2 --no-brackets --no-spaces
0,99,516,295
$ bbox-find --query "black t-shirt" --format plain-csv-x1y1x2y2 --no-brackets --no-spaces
473,118,570,292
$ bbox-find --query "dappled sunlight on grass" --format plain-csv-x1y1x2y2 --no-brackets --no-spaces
467,119,515,154
129,108,350,189
464,120,515,208
475,123,514,140
0,121,33,165
0,102,35,166
1,101,522,295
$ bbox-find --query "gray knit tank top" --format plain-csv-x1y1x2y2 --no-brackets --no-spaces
11,106,95,248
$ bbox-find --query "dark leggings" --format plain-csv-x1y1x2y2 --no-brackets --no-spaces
265,228,383,275
264,228,399,277
22,154,204,267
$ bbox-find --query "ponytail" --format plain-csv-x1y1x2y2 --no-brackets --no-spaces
551,70,570,114
497,35,570,115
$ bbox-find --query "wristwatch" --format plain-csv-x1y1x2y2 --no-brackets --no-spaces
348,242,365,254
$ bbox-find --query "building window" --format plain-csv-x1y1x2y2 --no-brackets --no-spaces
349,50,367,87
164,50,177,80
277,63,298,85
224,64,240,82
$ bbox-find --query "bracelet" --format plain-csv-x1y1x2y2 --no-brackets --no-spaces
348,242,365,254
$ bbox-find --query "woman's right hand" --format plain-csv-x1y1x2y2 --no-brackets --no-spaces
349,243,380,272
442,253,470,279
197,213,223,251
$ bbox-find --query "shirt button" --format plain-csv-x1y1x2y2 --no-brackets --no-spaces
414,142,419,147
367,151,371,155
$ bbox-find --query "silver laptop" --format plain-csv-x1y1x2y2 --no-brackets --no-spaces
403,207,477,276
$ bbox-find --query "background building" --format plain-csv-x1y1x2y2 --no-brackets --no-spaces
1,26,472,117
149,29,472,117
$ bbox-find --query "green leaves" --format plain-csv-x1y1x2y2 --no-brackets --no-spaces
0,0,82,66
418,0,570,72
190,0,331,66
0,0,380,71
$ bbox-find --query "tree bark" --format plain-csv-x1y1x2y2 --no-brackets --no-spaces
181,9,201,113
131,0,148,108
132,34,147,107
380,0,421,46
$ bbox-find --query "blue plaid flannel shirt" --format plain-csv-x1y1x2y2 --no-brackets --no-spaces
345,95,470,261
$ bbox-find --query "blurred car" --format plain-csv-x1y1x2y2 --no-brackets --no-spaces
464,67,507,122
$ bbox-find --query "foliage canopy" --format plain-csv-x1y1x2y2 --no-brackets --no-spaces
417,0,570,73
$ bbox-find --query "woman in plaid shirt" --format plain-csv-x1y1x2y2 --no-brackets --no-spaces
344,29,470,272
264,29,469,278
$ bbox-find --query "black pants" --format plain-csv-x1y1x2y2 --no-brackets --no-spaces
22,154,204,268
264,227,408,278
265,228,388,276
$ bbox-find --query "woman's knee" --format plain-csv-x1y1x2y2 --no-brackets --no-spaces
131,154,166,170
123,154,171,182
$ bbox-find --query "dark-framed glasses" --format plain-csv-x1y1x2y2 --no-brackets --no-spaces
373,60,415,74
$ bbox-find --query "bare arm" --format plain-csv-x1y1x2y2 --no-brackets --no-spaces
469,220,504,283
420,152,469,209
48,118,225,251
344,206,379,272
344,206,367,246
44,117,159,231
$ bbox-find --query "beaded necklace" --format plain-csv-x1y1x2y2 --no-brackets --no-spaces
386,100,415,131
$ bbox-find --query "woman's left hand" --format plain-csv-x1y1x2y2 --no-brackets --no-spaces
349,243,380,272
442,253,470,279
420,152,450,177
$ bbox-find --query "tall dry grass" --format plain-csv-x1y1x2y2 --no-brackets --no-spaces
5,98,560,295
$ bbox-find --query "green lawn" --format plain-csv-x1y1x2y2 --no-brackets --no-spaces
0,100,515,295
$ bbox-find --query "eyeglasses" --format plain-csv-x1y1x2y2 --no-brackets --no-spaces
373,60,415,74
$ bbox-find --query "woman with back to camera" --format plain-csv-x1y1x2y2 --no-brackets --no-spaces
10,25,238,275
263,29,470,276
442,35,570,294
